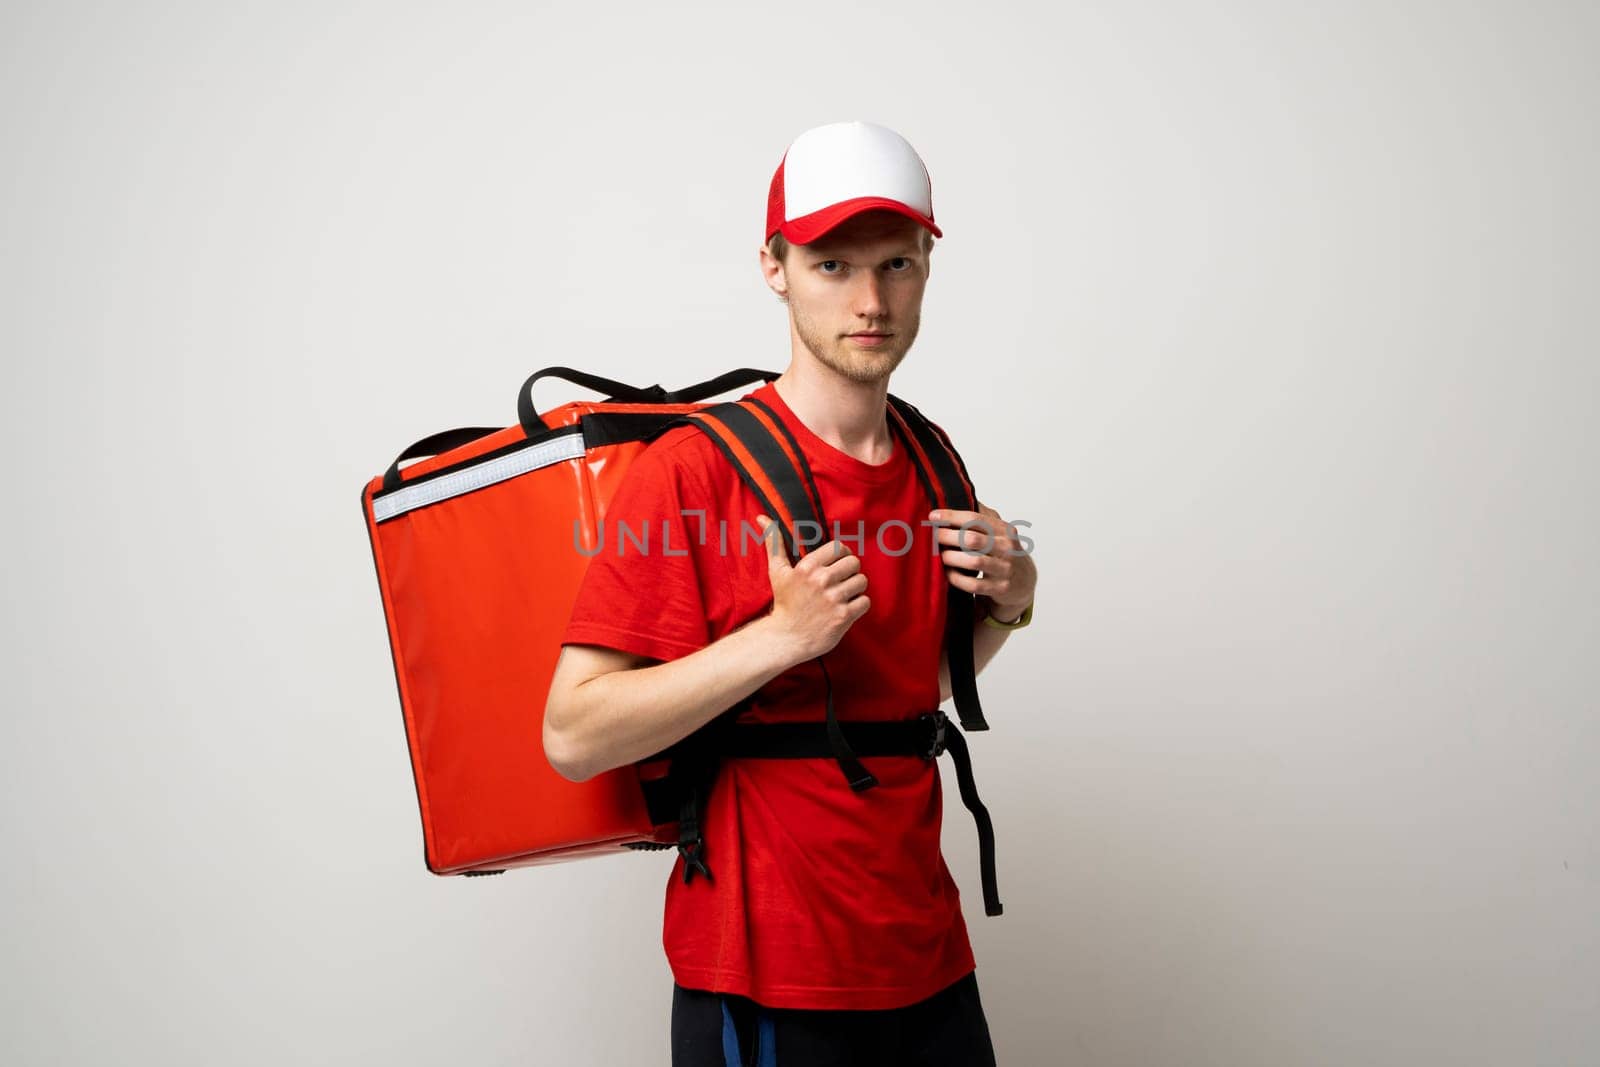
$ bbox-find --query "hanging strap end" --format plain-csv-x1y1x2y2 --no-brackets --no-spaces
846,768,879,793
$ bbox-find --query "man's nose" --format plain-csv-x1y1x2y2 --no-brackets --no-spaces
852,271,886,319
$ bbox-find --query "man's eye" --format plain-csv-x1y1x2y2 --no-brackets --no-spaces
818,261,843,274
887,257,911,271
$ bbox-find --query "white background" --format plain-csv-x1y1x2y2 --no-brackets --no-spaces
3,1,1596,1064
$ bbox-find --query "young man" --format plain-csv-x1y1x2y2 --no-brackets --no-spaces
545,121,1037,1066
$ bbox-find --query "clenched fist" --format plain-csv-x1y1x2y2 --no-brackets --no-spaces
757,514,871,662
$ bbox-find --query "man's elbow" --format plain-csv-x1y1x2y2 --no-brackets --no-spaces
543,645,651,783
542,691,596,783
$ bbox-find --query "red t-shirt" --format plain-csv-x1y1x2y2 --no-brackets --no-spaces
561,382,975,1011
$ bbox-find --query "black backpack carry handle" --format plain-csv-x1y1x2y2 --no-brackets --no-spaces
381,426,502,494
518,366,781,434
662,367,779,404
518,367,665,434
381,368,786,494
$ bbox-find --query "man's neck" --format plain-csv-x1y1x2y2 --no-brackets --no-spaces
772,358,894,465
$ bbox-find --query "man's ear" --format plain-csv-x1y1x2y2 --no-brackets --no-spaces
758,244,789,303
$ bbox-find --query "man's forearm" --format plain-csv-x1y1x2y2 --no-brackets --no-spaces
555,617,803,782
972,602,1017,674
936,597,1020,706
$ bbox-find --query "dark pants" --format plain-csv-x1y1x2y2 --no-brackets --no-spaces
670,970,997,1066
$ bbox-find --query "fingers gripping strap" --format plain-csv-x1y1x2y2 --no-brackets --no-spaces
885,396,990,732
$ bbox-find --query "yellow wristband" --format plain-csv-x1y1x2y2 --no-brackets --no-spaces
982,600,1033,630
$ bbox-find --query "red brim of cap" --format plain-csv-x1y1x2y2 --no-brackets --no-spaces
776,196,943,245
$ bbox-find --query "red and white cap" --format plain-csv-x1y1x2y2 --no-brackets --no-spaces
765,121,942,245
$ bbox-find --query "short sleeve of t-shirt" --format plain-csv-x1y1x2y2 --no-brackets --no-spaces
561,430,713,663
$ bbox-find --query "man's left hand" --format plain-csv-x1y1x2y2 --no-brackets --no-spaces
928,503,1037,621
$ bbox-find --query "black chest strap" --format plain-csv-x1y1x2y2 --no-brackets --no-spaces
642,711,1002,918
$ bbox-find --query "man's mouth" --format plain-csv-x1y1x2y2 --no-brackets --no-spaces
847,332,892,347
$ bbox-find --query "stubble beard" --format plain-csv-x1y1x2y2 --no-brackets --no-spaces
791,302,919,385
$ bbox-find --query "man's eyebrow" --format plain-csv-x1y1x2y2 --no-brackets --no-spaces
805,243,921,260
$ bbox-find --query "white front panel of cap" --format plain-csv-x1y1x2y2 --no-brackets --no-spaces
783,121,932,220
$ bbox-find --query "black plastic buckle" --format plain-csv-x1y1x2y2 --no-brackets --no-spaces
919,712,948,760
677,789,712,884
679,839,712,884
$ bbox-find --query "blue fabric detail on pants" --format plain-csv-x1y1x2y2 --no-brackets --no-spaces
721,1000,742,1066
720,999,778,1066
756,1013,775,1066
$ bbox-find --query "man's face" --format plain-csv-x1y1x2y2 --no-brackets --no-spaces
764,211,932,385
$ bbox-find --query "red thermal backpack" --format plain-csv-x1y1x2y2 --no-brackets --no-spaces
359,366,1002,916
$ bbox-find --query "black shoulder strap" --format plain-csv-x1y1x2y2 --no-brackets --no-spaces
655,393,1002,913
885,395,990,732
682,400,878,794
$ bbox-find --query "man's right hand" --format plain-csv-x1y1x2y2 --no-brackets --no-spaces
757,514,870,662
545,517,872,782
